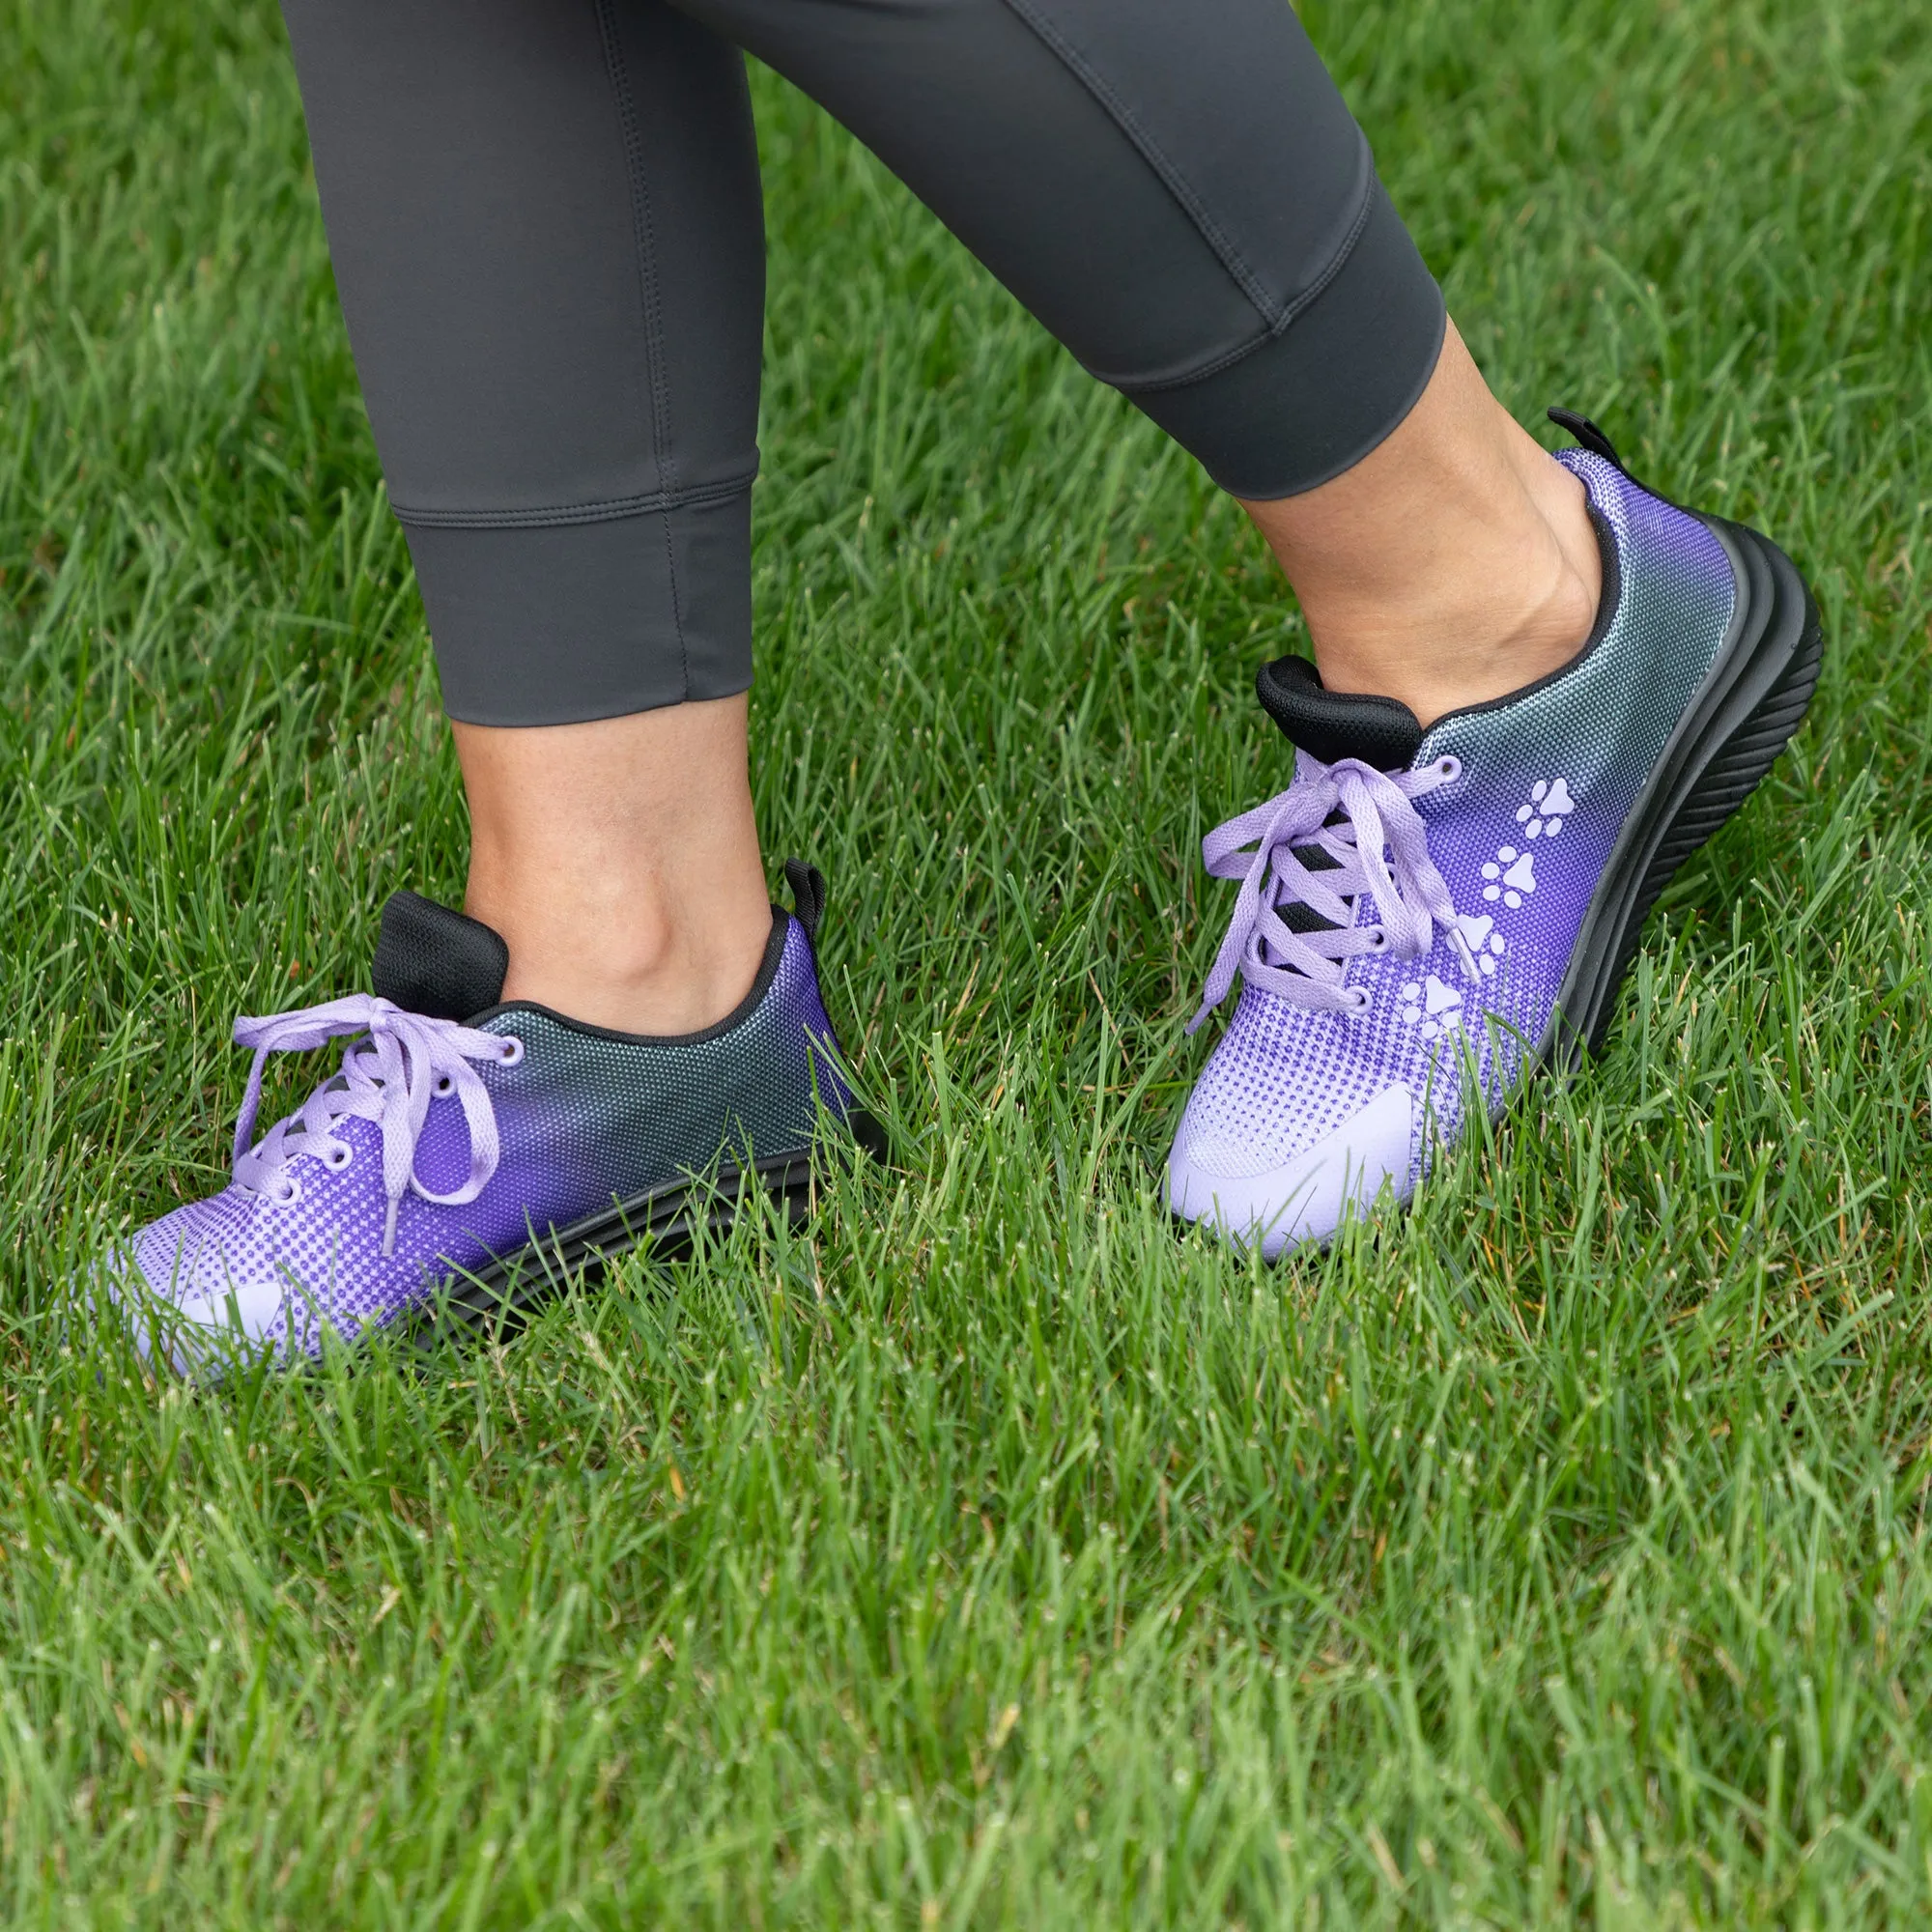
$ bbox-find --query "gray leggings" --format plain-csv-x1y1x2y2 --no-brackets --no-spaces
280,0,1445,725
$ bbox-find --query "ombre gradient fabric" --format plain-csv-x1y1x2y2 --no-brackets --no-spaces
1171,450,1738,1251
114,913,855,1361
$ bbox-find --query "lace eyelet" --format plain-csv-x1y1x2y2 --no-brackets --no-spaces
1366,927,1388,951
498,1037,525,1067
1348,987,1374,1014
1436,755,1463,782
433,1075,454,1097
276,1178,302,1207
327,1145,353,1171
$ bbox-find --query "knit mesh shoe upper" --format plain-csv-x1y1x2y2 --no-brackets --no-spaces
1169,441,1751,1256
114,873,862,1362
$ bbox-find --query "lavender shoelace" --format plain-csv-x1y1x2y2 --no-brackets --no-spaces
229,996,522,1255
1188,753,1476,1031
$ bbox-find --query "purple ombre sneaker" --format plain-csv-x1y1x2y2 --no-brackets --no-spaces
1169,411,1823,1258
105,861,881,1365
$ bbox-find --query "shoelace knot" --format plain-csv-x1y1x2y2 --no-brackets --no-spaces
229,995,520,1256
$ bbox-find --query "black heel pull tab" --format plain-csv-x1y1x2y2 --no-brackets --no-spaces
1547,407,1624,469
372,891,510,1021
1255,654,1423,771
782,859,828,946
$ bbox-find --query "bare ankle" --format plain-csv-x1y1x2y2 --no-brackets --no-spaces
1309,480,1602,727
449,696,774,1035
480,888,772,1035
1238,319,1605,733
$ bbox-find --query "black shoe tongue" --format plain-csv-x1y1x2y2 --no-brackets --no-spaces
371,891,510,1021
1255,654,1423,770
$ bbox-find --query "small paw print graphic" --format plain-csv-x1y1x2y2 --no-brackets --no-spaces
1455,912,1508,980
1482,845,1537,908
1515,777,1576,839
1398,973,1465,1044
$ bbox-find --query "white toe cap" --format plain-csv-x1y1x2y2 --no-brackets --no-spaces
174,1276,292,1347
108,1273,295,1375
1167,1082,1414,1260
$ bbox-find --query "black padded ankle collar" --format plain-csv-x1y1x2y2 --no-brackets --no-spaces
372,891,510,1022
470,905,791,1046
1255,654,1424,771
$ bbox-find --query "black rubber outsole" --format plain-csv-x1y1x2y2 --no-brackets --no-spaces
1542,513,1824,1068
407,1109,888,1348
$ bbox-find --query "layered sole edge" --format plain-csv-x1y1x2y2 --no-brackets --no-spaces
1544,515,1825,1065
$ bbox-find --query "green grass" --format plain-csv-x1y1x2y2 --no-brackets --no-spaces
2,0,1930,1921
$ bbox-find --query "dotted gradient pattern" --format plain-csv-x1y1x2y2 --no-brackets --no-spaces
120,917,854,1356
1174,453,1738,1186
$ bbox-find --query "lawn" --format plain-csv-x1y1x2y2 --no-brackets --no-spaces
2,0,1930,1922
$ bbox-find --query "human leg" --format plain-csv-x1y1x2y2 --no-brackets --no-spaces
639,0,1810,1254
106,0,871,1361
280,0,773,1033
454,698,770,1036
282,0,1589,1033
673,0,1592,724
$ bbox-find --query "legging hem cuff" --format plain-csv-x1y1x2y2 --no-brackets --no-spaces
440,668,754,729
407,489,753,725
1123,181,1447,500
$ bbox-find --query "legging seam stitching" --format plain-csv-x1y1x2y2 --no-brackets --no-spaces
998,0,1282,327
1269,163,1378,337
1106,171,1380,397
593,0,691,693
393,472,756,531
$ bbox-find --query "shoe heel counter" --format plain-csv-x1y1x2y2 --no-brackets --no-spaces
777,908,894,1163
1558,447,1738,668
776,862,889,1161
771,910,858,1111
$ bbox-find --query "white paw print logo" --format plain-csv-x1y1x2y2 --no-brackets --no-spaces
1484,779,1574,906
1455,911,1508,980
1482,846,1536,908
1398,974,1464,1044
1516,778,1575,840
